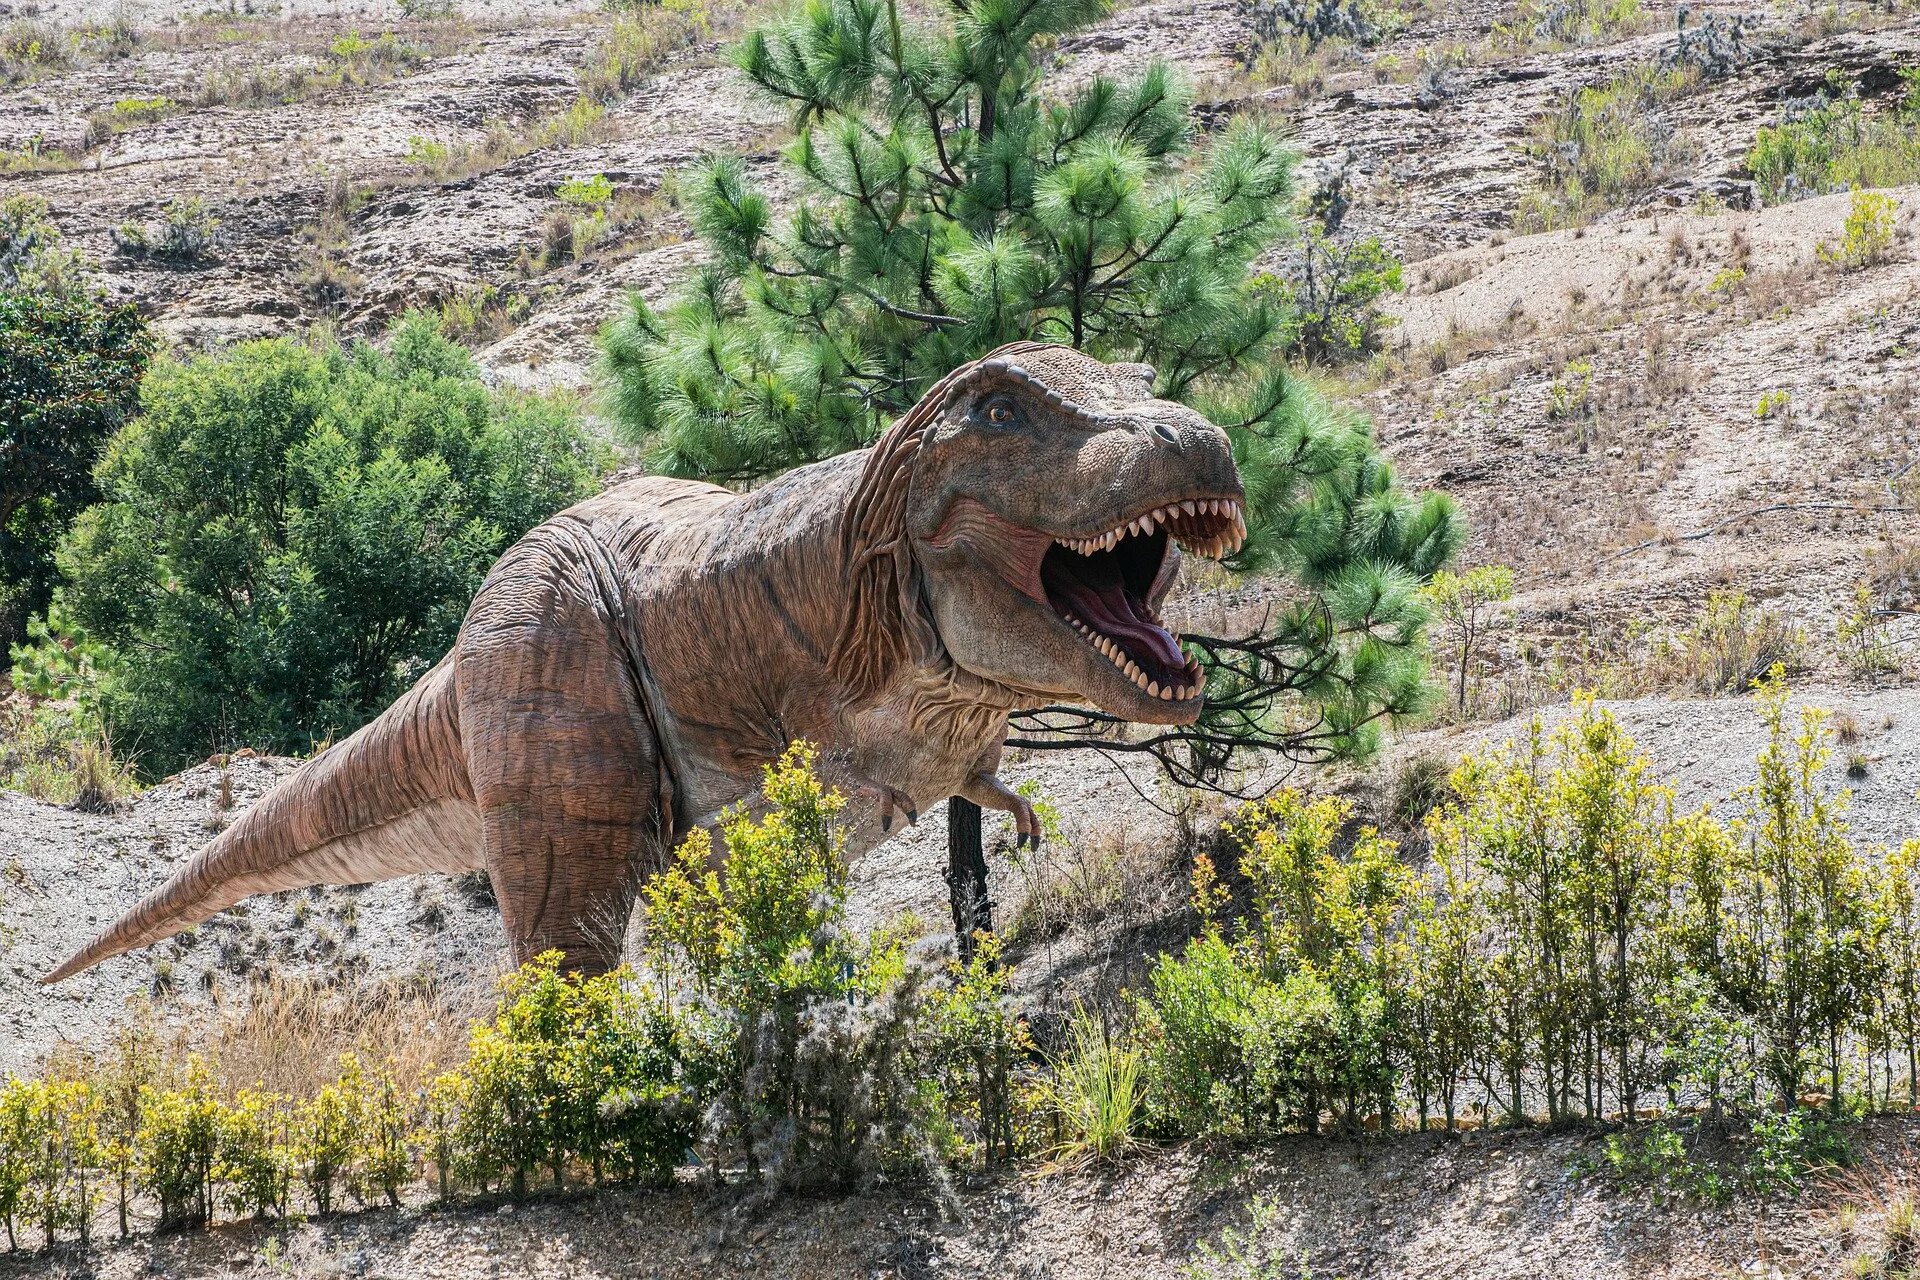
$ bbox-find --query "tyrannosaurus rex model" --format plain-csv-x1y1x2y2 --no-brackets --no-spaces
48,343,1247,983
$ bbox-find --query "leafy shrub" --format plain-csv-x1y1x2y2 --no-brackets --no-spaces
328,30,429,77
644,743,947,1188
1263,229,1404,364
1547,359,1594,421
217,1088,288,1219
455,954,693,1196
1836,585,1903,679
1180,1194,1290,1279
1816,188,1898,272
137,1057,220,1230
922,934,1033,1166
1754,389,1791,418
403,135,454,179
1749,75,1920,205
557,174,614,208
1652,588,1803,695
0,259,152,649
48,316,608,775
1138,793,1414,1138
1421,563,1515,716
0,194,66,291
290,1055,365,1216
1588,1110,1854,1203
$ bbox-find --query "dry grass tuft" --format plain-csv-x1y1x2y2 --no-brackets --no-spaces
206,971,490,1097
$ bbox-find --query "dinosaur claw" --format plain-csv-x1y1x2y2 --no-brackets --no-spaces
907,808,919,825
881,813,893,833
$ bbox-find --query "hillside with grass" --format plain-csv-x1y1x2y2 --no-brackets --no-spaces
6,0,1920,1275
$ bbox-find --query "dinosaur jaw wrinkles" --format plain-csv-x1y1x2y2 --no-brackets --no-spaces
1041,497,1246,704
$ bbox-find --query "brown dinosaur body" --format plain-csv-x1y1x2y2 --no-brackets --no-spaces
48,344,1247,982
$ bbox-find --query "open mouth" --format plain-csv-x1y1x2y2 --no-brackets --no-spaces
1040,498,1246,702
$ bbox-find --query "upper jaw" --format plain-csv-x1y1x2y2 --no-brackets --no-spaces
1054,496,1248,560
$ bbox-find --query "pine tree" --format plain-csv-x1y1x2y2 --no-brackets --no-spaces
599,0,1457,870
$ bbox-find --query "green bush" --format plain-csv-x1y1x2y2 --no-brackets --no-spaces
291,1057,362,1216
0,259,152,650
217,1088,288,1219
136,1057,220,1231
48,315,608,776
1264,229,1404,364
456,954,693,1197
1749,74,1920,205
645,742,949,1188
1815,187,1897,272
1138,791,1414,1138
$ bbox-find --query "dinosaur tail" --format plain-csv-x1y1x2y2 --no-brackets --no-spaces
43,656,481,984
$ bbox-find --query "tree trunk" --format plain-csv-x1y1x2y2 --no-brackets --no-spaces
947,797,992,961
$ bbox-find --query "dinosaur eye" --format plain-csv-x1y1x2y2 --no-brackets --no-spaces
984,397,1017,425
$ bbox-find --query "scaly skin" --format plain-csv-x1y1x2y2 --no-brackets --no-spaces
47,343,1247,982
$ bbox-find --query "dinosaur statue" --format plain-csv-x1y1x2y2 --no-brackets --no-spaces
47,343,1247,983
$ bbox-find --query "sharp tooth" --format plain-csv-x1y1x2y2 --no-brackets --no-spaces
1147,680,1161,698
1159,684,1174,700
1182,500,1197,516
1129,518,1144,537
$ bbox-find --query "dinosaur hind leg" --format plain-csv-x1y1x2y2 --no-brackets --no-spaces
455,537,672,977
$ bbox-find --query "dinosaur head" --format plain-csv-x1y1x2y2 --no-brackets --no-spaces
840,343,1246,726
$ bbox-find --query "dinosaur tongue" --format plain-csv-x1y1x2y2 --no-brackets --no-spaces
1042,547,1185,680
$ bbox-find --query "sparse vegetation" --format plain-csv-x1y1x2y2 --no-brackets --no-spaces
112,198,222,265
0,19,74,86
1749,71,1920,205
1493,0,1645,48
1755,388,1792,418
1836,585,1905,680
1518,63,1697,230
1817,188,1899,272
1650,587,1804,695
1547,357,1595,423
578,0,713,102
1422,564,1516,716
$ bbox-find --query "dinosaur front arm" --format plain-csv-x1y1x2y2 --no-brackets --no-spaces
958,769,1040,851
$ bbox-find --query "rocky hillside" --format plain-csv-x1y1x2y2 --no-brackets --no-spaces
7,0,1920,1273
